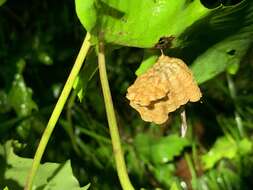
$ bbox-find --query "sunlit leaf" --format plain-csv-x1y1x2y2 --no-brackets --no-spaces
75,0,211,47
201,137,252,170
170,181,181,190
0,143,89,190
135,51,158,76
0,0,6,6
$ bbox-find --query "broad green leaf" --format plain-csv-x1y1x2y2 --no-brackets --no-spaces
134,134,190,165
133,133,152,163
134,0,253,83
201,137,252,170
201,137,237,170
191,0,253,84
75,0,210,47
0,0,6,6
150,135,190,164
3,187,9,190
191,32,252,84
75,0,97,32
1,143,88,190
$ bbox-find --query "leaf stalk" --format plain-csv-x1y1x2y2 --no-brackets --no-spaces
98,40,135,190
24,33,91,190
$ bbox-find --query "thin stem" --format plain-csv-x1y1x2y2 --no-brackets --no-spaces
66,90,81,155
98,40,134,190
226,73,245,138
78,127,112,144
185,153,197,189
24,33,91,190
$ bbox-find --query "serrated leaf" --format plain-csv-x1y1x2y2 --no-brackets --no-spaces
1,143,88,190
75,0,210,47
201,137,252,170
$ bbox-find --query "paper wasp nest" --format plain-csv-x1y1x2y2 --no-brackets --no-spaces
126,55,202,124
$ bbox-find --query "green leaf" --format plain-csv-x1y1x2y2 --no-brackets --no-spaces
170,181,181,190
238,138,252,155
0,90,11,114
134,134,190,165
191,32,252,84
6,59,37,117
8,74,38,117
73,57,98,102
37,51,53,65
201,137,237,170
133,133,152,163
75,0,97,32
75,0,210,47
0,0,6,6
150,135,190,164
151,164,176,188
135,51,158,76
201,137,253,170
1,143,88,190
191,1,253,84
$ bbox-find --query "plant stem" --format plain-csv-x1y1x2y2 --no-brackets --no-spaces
78,127,112,144
98,40,134,190
226,73,245,138
185,153,197,189
24,33,91,190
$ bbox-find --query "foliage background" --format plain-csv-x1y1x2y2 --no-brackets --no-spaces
1,0,253,189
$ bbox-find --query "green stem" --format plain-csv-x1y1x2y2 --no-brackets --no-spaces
24,33,91,190
78,127,112,144
226,73,245,138
98,40,134,190
185,153,197,189
66,90,81,155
